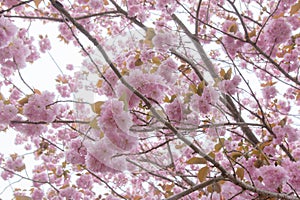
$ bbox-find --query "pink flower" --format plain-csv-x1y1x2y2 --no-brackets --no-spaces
6,156,25,172
264,18,291,44
272,126,286,144
10,38,30,68
99,68,119,97
191,94,210,114
262,86,277,100
190,86,219,114
152,32,177,52
89,0,103,8
32,189,44,200
76,174,92,189
158,58,178,84
0,101,17,128
219,75,241,95
39,37,51,53
116,69,167,108
128,5,141,17
32,172,48,187
0,17,18,48
23,91,57,122
59,187,76,199
259,165,288,190
85,153,117,173
65,139,87,165
166,98,183,123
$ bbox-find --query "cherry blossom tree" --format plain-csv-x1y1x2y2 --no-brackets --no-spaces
1,0,300,199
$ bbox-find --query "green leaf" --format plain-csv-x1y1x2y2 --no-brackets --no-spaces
224,68,232,80
197,166,210,182
34,0,42,8
135,58,143,66
186,157,207,164
15,196,32,200
91,101,105,114
236,167,244,180
290,0,300,16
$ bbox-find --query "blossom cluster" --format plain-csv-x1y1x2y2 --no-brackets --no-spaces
191,85,219,114
218,75,241,95
0,100,18,130
23,91,57,123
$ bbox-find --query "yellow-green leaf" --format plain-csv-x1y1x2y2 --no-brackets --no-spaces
220,68,226,78
224,68,232,80
15,196,32,200
186,157,207,164
189,84,197,94
91,101,105,114
118,92,129,111
135,58,143,66
278,117,287,127
248,29,256,38
197,81,205,96
231,152,242,160
145,28,156,41
214,143,223,152
197,166,210,182
89,118,100,130
207,182,222,193
34,0,42,8
290,0,300,15
236,167,244,180
208,152,215,159
152,57,161,65
228,23,238,33
213,182,222,193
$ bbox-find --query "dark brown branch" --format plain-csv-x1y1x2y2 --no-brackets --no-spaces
165,176,225,200
4,11,120,22
0,0,33,14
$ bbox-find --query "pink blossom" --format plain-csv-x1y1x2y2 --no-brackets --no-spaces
190,86,219,114
98,99,133,133
259,165,288,190
116,69,167,108
0,17,18,48
89,0,103,8
6,156,25,172
264,18,291,44
32,189,44,200
156,0,174,10
128,5,141,17
65,139,87,165
76,174,92,189
262,86,277,100
272,126,286,144
66,64,74,70
39,37,51,53
166,98,183,123
284,161,300,191
10,38,31,68
219,75,241,95
152,32,177,52
191,94,211,114
14,123,48,138
99,68,119,97
32,172,48,187
0,101,17,128
158,58,178,84
59,187,76,199
23,91,57,122
85,153,117,173
1,170,13,180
